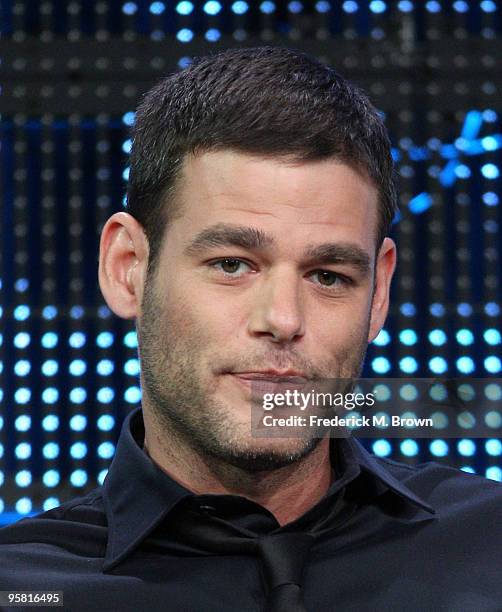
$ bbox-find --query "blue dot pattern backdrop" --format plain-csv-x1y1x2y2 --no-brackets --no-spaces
0,0,501,523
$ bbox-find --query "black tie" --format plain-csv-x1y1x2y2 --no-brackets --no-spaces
257,532,314,612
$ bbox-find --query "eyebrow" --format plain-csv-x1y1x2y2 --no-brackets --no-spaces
184,223,372,275
184,223,274,255
303,243,372,276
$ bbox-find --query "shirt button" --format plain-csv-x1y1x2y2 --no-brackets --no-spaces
199,504,217,515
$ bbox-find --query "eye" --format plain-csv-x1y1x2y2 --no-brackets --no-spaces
309,270,351,290
211,258,252,277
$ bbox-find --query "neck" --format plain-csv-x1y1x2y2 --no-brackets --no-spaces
142,409,333,526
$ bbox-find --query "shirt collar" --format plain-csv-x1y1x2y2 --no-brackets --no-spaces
103,407,435,572
343,437,436,515
102,407,191,572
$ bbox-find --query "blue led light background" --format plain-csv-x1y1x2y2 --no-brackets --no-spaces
0,0,501,524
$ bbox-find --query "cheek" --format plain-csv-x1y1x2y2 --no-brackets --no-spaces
165,281,238,345
308,299,372,347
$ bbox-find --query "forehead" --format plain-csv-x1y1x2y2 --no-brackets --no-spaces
168,150,379,254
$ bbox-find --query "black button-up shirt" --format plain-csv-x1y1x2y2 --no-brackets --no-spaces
1,407,502,611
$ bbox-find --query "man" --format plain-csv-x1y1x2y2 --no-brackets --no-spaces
1,46,501,612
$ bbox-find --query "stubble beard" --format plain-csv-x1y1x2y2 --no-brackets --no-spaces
137,273,371,473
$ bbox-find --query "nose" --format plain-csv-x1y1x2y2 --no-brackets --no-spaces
247,266,305,344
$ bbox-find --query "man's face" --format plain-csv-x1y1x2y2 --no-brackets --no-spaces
137,150,389,470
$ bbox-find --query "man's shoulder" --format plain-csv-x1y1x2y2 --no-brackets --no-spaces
0,486,106,546
0,487,108,591
376,453,502,520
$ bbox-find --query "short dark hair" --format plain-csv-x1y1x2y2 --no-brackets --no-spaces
126,46,397,273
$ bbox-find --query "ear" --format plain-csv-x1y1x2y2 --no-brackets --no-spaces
98,212,150,319
367,237,397,343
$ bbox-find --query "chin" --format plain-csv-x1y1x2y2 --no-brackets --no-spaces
205,436,321,473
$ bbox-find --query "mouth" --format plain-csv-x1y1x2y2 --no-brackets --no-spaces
228,370,310,384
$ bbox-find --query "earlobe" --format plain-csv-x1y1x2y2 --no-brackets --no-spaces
98,212,149,320
367,237,397,343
